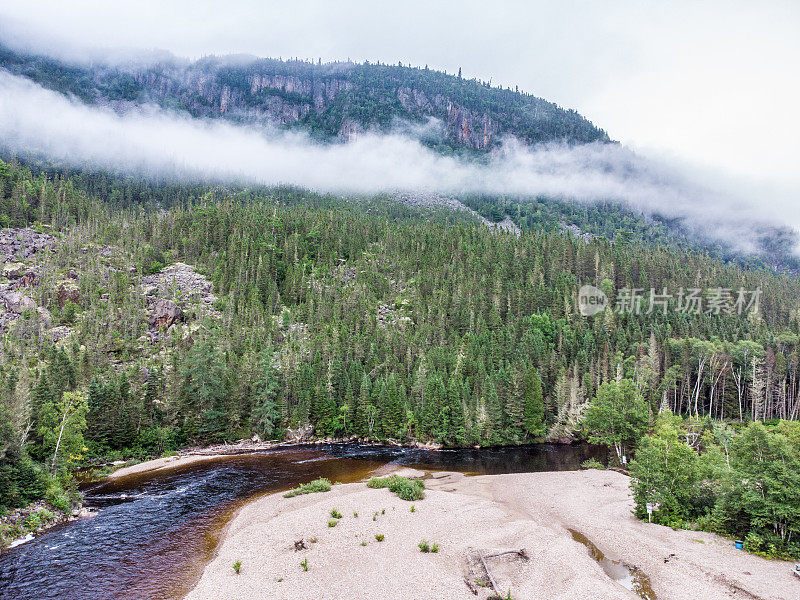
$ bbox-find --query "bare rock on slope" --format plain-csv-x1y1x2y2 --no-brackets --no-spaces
142,262,217,312
1,291,36,314
149,299,183,329
142,263,219,342
0,228,55,262
56,280,81,308
3,262,25,279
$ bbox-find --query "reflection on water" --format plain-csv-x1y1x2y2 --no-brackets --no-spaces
0,442,604,600
568,528,656,600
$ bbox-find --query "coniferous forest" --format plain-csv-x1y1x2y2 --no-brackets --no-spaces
0,154,799,556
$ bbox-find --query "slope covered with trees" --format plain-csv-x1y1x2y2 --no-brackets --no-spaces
0,44,610,152
1,157,799,553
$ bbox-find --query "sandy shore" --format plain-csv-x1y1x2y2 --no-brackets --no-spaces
108,453,233,479
185,469,798,600
108,440,441,480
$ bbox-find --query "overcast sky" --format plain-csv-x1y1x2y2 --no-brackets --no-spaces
0,0,798,197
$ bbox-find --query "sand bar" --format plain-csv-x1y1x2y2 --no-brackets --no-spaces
185,469,798,600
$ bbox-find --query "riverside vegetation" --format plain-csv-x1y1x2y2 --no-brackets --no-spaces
0,156,799,556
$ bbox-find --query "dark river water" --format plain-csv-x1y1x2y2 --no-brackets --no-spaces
0,442,604,600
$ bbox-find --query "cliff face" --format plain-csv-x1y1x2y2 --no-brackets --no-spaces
122,64,507,148
0,47,611,151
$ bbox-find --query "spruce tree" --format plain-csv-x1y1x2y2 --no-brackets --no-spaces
523,367,546,438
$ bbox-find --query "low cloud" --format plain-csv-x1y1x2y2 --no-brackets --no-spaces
0,70,794,256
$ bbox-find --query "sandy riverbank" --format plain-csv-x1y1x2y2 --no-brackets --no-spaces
108,453,235,479
108,439,444,480
185,469,798,600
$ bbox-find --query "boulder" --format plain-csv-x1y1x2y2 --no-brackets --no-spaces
19,270,40,287
57,280,81,309
37,307,52,329
3,262,25,279
285,424,315,442
1,291,36,314
149,299,183,329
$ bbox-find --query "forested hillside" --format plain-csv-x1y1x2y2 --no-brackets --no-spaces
0,44,609,152
1,155,800,553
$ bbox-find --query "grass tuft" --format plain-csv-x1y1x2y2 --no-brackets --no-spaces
284,478,332,498
367,475,425,501
580,458,606,470
374,533,385,542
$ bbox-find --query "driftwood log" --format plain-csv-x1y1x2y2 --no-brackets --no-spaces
484,549,529,561
478,549,500,595
471,548,529,598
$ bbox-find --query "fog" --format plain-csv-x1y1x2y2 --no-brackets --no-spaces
0,70,792,255
2,1,799,198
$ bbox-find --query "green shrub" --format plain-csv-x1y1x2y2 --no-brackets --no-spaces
418,539,430,552
60,300,80,325
693,512,718,533
744,532,763,554
327,519,338,527
22,511,41,529
44,482,71,513
580,458,605,470
368,478,390,489
375,533,384,542
367,475,425,501
284,478,332,498
431,542,439,553
300,557,308,571
233,560,242,574
330,508,342,519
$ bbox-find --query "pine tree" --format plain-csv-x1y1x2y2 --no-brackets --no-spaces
251,349,282,439
523,367,546,438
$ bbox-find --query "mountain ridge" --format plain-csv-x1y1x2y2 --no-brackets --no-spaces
0,44,610,152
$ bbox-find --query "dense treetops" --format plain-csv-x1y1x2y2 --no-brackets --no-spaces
1,156,800,555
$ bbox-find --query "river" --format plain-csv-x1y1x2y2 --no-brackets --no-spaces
0,442,604,600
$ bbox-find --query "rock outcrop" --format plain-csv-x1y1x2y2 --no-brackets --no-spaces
0,228,56,331
3,262,25,279
56,280,81,308
141,262,219,341
0,228,54,262
1,291,35,314
142,262,217,307
148,299,183,329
